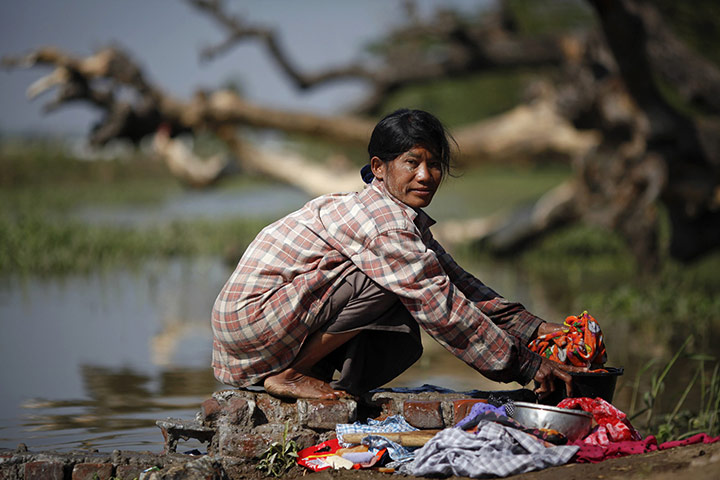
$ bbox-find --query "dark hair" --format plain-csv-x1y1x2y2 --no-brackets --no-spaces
362,108,454,183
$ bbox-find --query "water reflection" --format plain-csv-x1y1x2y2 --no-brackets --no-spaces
0,259,226,451
21,366,215,433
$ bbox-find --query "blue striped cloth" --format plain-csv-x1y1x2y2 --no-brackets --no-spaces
336,415,418,461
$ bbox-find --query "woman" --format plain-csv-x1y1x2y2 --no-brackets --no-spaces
212,108,583,399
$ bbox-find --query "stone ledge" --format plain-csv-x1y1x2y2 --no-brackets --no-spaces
157,386,536,458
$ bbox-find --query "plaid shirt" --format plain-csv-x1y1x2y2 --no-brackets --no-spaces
212,181,543,388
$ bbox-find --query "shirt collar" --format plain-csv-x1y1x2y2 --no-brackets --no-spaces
368,180,437,230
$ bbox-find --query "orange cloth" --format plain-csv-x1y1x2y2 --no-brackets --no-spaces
528,311,607,368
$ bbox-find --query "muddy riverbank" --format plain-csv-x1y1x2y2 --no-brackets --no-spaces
1,440,718,479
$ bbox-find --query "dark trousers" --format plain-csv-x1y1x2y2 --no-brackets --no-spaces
308,269,423,395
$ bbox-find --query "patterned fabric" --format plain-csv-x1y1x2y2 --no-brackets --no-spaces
336,415,418,461
527,311,607,368
212,180,544,388
557,397,642,445
336,415,417,444
405,422,579,478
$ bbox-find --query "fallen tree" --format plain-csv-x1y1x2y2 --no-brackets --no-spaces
3,0,719,270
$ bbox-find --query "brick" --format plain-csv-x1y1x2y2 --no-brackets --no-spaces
24,461,63,480
452,399,488,425
297,399,357,430
403,400,444,429
365,393,401,418
72,462,113,480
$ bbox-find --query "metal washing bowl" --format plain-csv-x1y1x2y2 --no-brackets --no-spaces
510,402,593,441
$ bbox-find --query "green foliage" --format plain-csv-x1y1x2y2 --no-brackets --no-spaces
256,423,299,478
629,337,719,442
516,224,720,340
507,0,594,35
381,70,536,127
0,139,280,274
0,214,266,275
0,138,167,188
428,164,572,219
652,0,720,68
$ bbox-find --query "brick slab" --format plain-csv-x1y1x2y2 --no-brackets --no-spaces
452,398,488,425
403,400,444,429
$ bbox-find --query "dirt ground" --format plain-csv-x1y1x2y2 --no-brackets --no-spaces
229,440,720,480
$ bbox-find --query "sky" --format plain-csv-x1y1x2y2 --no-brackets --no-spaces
0,0,486,136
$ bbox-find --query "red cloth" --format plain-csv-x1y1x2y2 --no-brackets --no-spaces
557,397,642,445
571,433,720,463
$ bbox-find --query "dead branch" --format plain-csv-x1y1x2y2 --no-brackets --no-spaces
5,0,719,269
151,126,229,188
4,43,596,191
188,0,577,114
190,0,378,87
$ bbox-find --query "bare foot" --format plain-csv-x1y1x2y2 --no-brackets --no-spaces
263,368,349,400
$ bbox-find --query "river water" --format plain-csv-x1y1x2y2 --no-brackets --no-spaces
0,255,551,453
0,185,706,453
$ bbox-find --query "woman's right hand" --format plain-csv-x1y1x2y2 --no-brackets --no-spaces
533,357,588,400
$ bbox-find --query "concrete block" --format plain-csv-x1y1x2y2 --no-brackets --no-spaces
218,429,277,459
403,400,444,429
226,396,256,427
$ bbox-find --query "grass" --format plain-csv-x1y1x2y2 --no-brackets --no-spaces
0,139,275,274
0,213,267,275
628,336,719,442
0,138,575,275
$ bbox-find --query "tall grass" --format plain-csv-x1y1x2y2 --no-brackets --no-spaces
0,139,270,274
0,214,266,275
628,336,719,442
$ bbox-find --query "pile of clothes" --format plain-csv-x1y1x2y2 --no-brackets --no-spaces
296,312,720,477
298,397,719,477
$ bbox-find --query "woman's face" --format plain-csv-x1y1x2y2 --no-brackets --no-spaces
370,146,442,209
